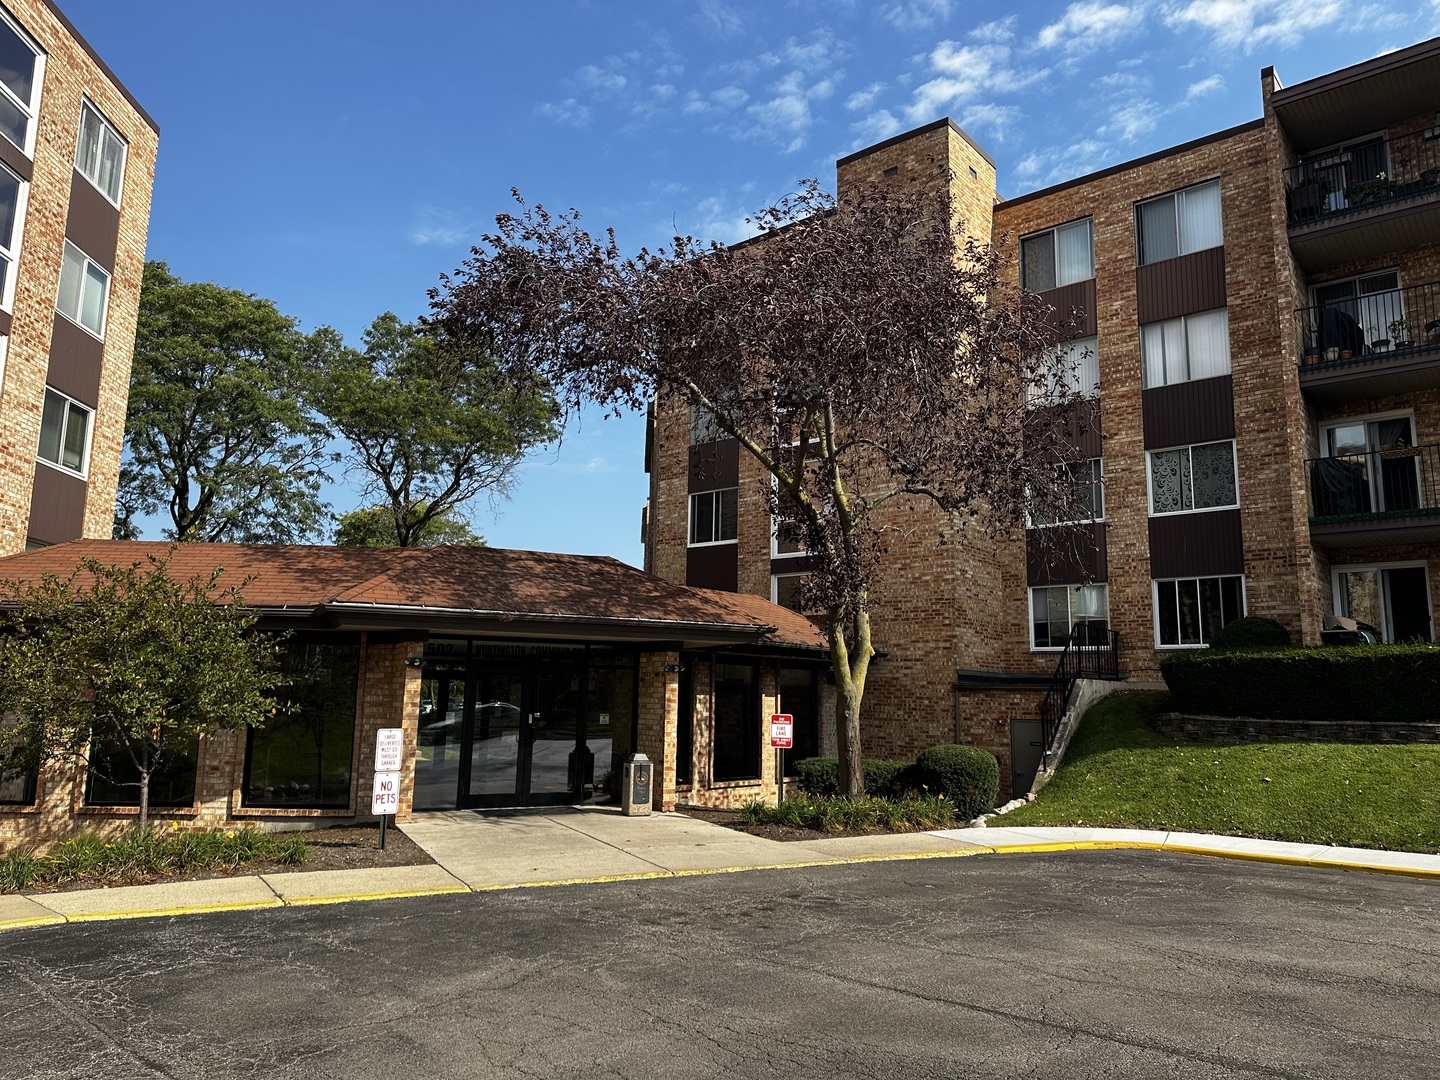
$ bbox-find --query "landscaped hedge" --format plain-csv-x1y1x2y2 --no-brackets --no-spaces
912,744,1000,820
1207,615,1290,650
793,756,910,797
1160,644,1440,723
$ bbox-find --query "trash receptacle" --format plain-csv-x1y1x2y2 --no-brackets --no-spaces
621,752,652,816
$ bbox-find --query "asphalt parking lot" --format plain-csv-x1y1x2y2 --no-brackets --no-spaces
2,849,1436,1079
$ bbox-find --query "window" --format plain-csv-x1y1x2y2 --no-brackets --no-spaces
712,662,760,781
771,572,814,612
1141,309,1230,388
1029,457,1104,527
57,240,110,337
0,716,37,805
689,402,730,445
37,387,92,476
1021,218,1093,291
0,163,26,309
1155,575,1244,647
779,666,821,775
1333,562,1432,644
0,12,42,154
243,641,361,809
1029,335,1099,403
1148,440,1237,515
689,488,737,545
1030,584,1109,650
75,100,126,205
1137,180,1222,265
1311,270,1402,354
86,735,200,807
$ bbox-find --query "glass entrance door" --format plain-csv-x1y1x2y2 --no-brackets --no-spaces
462,663,583,808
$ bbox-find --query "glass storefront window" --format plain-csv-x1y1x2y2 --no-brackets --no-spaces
243,641,360,809
87,735,199,807
713,662,759,781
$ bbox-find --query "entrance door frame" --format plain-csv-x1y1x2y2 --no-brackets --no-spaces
1331,559,1434,643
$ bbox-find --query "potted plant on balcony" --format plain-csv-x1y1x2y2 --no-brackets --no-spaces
1346,171,1397,206
1368,326,1391,352
1389,317,1413,349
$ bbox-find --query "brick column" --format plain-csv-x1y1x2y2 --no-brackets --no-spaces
356,638,424,823
636,650,679,811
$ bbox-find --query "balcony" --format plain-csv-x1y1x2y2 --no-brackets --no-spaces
1284,126,1440,271
1294,279,1440,401
1307,442,1440,548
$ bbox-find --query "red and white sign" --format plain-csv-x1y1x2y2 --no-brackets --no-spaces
769,713,794,749
374,728,405,772
371,771,401,816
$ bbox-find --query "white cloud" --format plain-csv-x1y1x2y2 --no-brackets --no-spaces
958,102,1023,140
1164,0,1344,50
970,15,1017,42
683,195,764,245
696,0,747,37
902,41,1044,123
409,205,476,247
534,98,592,127
1011,138,1111,186
878,0,953,30
1036,1,1146,53
846,82,887,111
1101,99,1161,140
745,70,835,151
851,109,904,146
1185,74,1225,99
577,63,627,94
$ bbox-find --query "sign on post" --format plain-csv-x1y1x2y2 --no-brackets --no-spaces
374,728,405,772
770,713,794,749
371,771,401,816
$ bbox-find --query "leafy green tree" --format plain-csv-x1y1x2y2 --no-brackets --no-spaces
116,262,336,543
311,313,558,547
333,504,486,547
0,552,286,825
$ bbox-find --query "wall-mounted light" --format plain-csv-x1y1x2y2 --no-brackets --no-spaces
404,656,425,668
664,663,682,673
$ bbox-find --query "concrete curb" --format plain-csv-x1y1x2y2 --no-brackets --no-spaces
2,828,1434,931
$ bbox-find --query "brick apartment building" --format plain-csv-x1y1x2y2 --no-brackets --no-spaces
644,37,1440,799
0,0,158,557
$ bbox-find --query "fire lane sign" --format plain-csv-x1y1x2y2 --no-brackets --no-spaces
770,713,794,749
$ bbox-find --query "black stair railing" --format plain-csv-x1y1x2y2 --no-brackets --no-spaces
1039,625,1121,764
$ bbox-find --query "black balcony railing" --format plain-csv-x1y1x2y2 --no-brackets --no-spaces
1294,279,1440,370
1307,442,1440,520
1284,126,1440,227
1038,625,1121,769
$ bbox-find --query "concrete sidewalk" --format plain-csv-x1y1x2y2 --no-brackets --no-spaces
3,809,1436,932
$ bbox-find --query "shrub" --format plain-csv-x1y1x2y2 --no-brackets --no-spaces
792,756,911,797
740,794,955,833
912,744,1000,820
1207,616,1291,650
1160,644,1440,723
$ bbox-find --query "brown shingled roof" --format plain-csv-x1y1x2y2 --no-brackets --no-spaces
0,541,828,652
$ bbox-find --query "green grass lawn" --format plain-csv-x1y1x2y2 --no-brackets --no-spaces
1001,691,1440,853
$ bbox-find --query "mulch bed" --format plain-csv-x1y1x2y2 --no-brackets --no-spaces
678,805,939,843
21,824,434,895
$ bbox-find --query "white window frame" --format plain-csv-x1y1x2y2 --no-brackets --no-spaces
1140,308,1231,388
1152,574,1247,650
74,98,127,207
1146,440,1240,517
1135,179,1223,266
1027,457,1104,528
0,10,44,157
771,571,813,613
36,385,94,480
1330,560,1433,644
1028,335,1100,404
1029,583,1110,652
0,160,28,312
1019,217,1094,292
56,239,111,340
1320,408,1415,456
687,488,737,547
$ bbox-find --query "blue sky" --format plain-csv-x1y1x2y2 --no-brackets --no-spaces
63,0,1436,565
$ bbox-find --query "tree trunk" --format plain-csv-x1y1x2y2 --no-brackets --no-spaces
829,608,875,799
139,767,151,829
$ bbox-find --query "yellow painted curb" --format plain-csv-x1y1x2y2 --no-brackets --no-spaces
1303,858,1440,880
62,897,284,922
470,870,676,891
279,884,471,906
984,840,1440,881
0,913,67,931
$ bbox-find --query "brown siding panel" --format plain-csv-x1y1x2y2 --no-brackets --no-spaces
27,465,87,545
46,314,105,408
1035,277,1097,337
770,555,816,576
0,136,31,182
1028,397,1104,458
686,544,738,592
688,439,739,492
1026,524,1108,585
1135,246,1227,324
1142,374,1235,449
1147,509,1245,579
66,169,121,271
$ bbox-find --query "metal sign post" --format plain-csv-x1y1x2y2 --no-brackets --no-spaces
769,713,794,808
372,728,405,851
